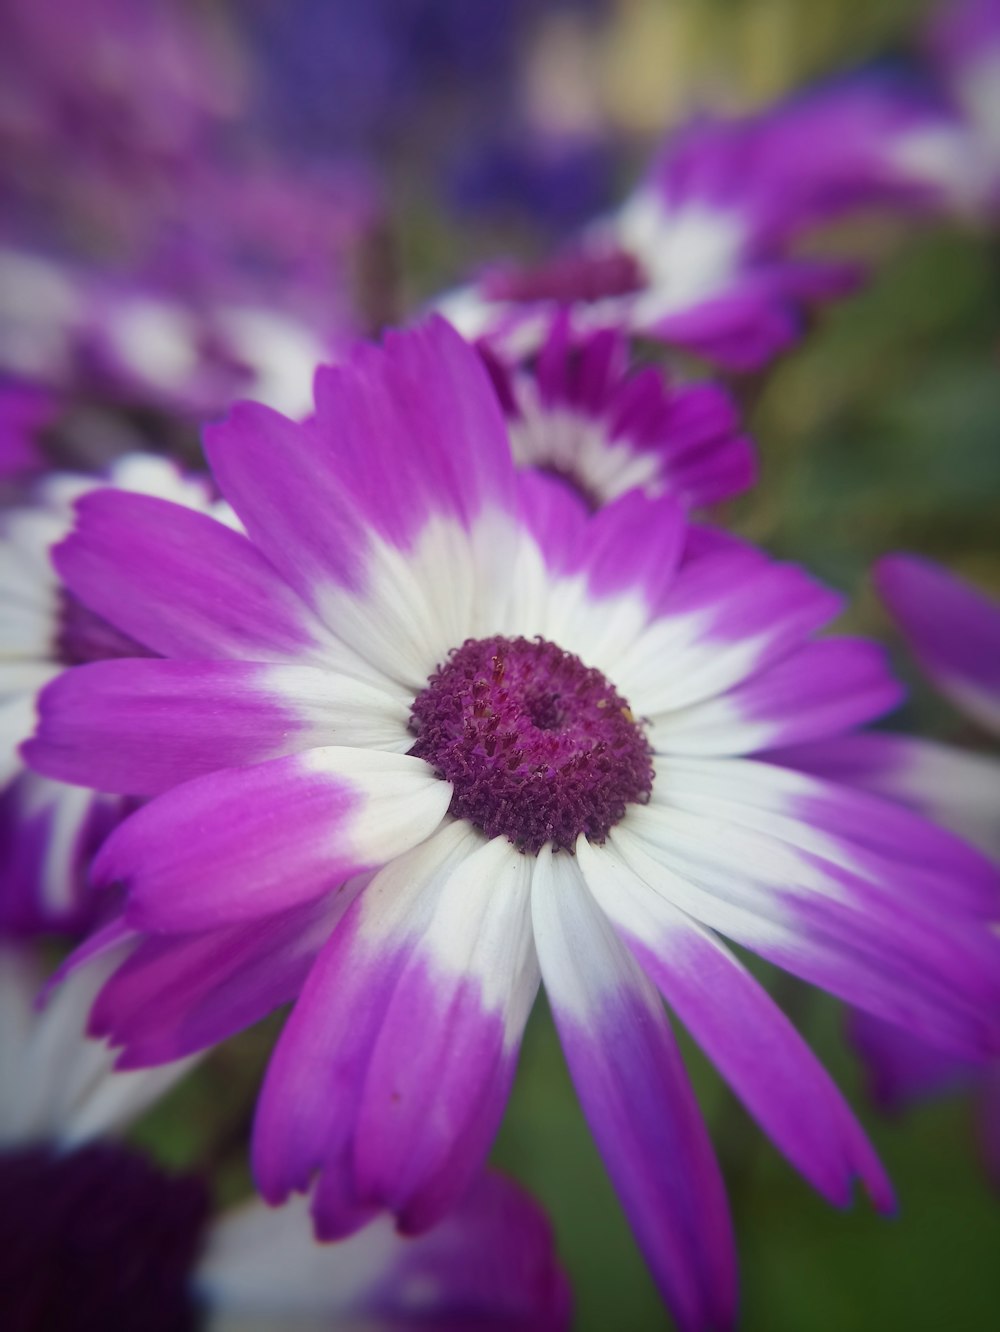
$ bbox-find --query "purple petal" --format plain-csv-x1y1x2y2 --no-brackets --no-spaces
848,1007,979,1114
876,554,1000,735
93,750,451,931
351,835,539,1234
514,470,590,579
313,318,519,543
764,733,1000,863
27,658,409,795
666,430,758,510
0,772,125,936
55,490,331,663
578,838,893,1212
613,759,1000,1058
507,320,756,511
253,825,478,1228
562,488,687,604
255,825,539,1242
531,847,736,1332
197,1171,571,1331
205,318,517,606
90,891,356,1066
650,638,903,755
615,557,843,717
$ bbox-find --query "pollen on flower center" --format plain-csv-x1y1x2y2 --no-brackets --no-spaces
408,634,654,855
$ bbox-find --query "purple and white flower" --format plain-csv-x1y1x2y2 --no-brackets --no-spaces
0,454,224,934
0,243,353,422
483,319,756,509
27,319,1000,1330
0,943,571,1331
437,73,980,370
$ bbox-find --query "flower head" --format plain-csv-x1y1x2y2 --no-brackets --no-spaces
438,69,985,370
28,318,1000,1330
483,319,755,509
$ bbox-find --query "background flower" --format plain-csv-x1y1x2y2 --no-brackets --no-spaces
0,944,572,1331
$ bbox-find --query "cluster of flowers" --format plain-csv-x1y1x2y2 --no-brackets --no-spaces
1,1,998,1328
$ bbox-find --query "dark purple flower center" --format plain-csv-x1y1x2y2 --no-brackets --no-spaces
481,248,646,305
408,635,654,854
54,590,150,667
0,1142,210,1332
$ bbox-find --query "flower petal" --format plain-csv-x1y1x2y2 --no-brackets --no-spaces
577,837,894,1212
531,846,736,1332
614,555,843,718
876,554,1000,735
94,749,451,931
204,319,521,687
252,823,477,1225
612,770,1000,1060
848,1008,978,1114
766,733,1000,863
515,489,688,678
350,834,539,1233
312,318,519,547
197,1171,571,1330
647,755,1000,916
27,658,411,795
55,490,337,665
0,772,123,935
90,890,357,1067
0,944,195,1147
649,638,903,755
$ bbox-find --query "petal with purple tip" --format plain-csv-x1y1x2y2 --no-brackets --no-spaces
55,490,337,666
351,833,539,1234
578,837,894,1212
531,846,736,1332
650,638,902,755
95,749,451,932
27,658,410,795
876,554,1000,735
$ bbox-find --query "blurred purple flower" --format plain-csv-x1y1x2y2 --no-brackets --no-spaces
449,132,614,233
0,0,240,255
438,68,985,369
0,943,572,1331
0,1,378,419
242,0,604,150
